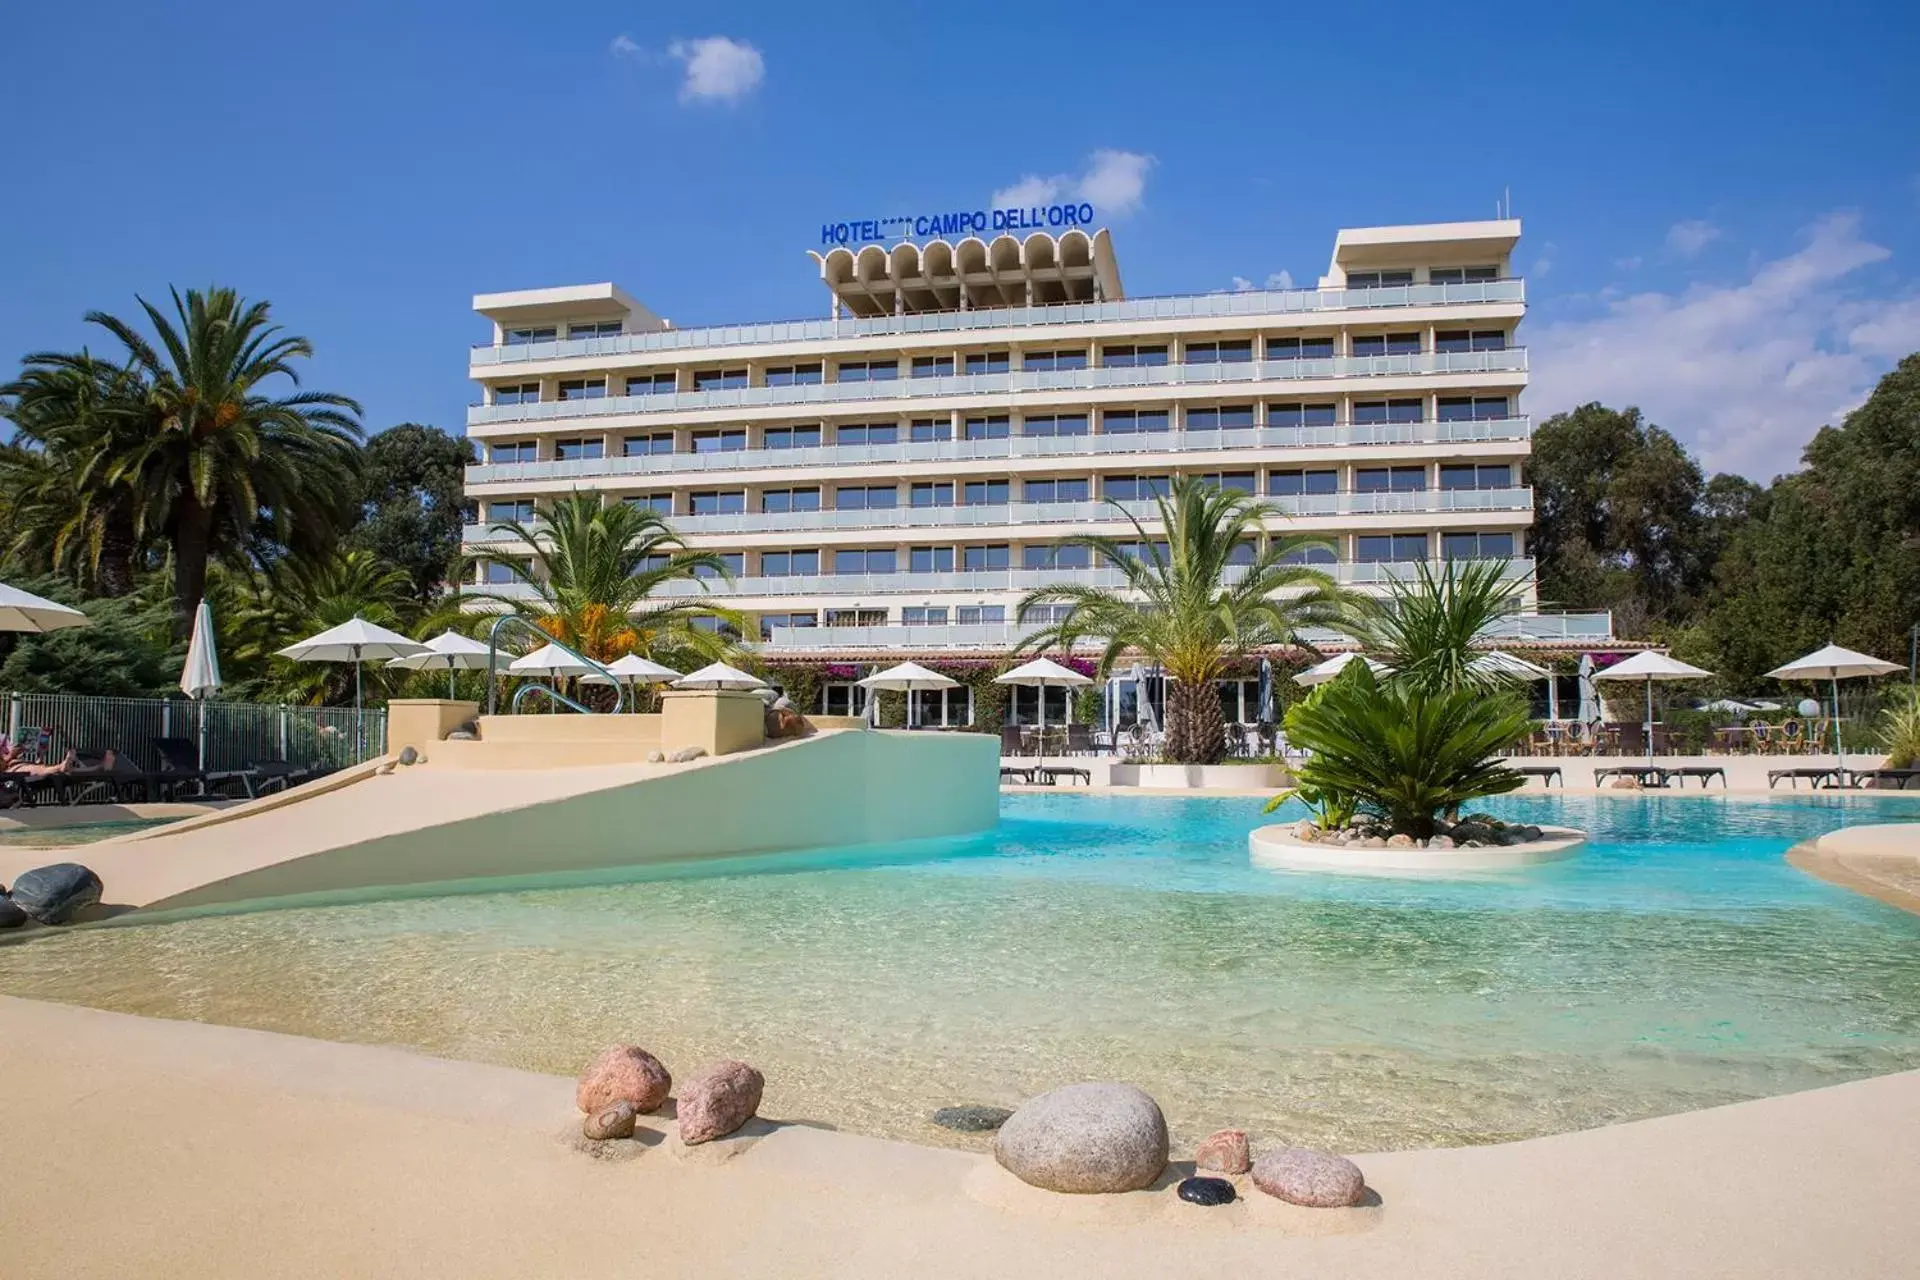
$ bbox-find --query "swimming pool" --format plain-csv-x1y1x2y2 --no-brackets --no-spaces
1,792,1916,1153
0,819,175,847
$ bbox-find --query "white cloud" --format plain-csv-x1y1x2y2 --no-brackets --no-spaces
1529,213,1920,479
1614,255,1644,273
1231,270,1294,292
667,36,764,103
609,33,641,58
1666,219,1721,257
992,149,1154,218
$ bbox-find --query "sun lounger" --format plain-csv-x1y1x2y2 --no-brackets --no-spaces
1594,765,1666,788
1513,765,1562,787
1768,767,1842,790
1032,766,1091,786
999,765,1032,785
1664,766,1727,789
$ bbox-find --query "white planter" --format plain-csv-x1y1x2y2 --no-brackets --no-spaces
1249,823,1586,876
1108,762,1291,790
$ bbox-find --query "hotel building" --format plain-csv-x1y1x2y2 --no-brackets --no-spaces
462,217,1611,720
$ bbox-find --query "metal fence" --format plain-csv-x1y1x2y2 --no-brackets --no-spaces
2,692,387,772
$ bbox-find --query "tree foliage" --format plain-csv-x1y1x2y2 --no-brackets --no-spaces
346,424,474,601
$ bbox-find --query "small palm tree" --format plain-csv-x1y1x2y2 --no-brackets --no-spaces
1016,476,1352,764
472,493,747,670
228,549,438,705
1354,558,1528,695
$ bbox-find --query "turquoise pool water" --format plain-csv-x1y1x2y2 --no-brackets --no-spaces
1,792,1917,1152
0,819,174,847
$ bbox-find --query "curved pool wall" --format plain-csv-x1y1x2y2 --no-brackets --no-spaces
2,791,1917,1155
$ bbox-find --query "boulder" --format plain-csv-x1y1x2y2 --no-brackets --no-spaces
1193,1128,1250,1175
646,750,665,763
992,1083,1169,1194
1291,820,1318,842
667,746,708,764
1176,1175,1237,1206
9,863,102,925
1609,776,1642,790
0,895,27,930
1429,835,1455,849
764,707,813,741
677,1059,764,1145
1384,833,1415,848
576,1045,671,1115
931,1105,1014,1133
583,1099,638,1140
1250,1147,1367,1208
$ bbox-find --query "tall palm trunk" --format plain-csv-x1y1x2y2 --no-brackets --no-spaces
172,497,216,638
1164,678,1228,765
95,502,140,598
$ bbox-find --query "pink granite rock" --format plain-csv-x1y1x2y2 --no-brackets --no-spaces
1193,1128,1250,1175
1251,1147,1366,1207
583,1099,638,1140
576,1045,671,1115
677,1059,765,1145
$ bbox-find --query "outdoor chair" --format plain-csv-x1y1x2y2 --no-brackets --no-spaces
999,726,1025,758
149,737,211,799
1065,724,1095,756
1255,721,1277,757
1751,722,1776,754
1779,721,1804,754
1610,722,1646,758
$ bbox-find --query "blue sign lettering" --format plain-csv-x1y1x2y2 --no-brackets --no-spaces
819,203,1095,248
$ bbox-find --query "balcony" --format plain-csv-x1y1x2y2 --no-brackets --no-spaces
471,279,1526,366
466,418,1532,487
466,350,1529,428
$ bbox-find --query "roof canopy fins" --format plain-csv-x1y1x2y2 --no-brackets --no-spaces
809,228,1123,319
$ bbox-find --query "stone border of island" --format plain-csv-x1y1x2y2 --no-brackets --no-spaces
1250,814,1586,875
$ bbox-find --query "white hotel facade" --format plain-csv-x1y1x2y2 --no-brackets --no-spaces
462,218,1611,703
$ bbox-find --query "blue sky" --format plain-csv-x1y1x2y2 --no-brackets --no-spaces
3,0,1916,478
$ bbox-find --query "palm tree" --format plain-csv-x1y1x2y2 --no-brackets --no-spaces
1352,558,1528,695
226,549,440,705
79,287,364,635
472,493,747,671
1015,476,1352,764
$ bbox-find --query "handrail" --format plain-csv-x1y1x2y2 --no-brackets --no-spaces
485,614,626,715
510,682,600,715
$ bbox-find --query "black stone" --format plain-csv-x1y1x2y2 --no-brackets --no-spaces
1177,1175,1237,1206
931,1105,1015,1133
0,896,27,930
8,863,103,925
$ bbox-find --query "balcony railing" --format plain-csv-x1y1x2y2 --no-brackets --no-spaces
466,418,1532,486
466,350,1529,428
471,279,1527,366
462,488,1531,544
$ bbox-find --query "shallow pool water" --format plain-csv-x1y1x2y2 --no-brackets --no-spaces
0,819,173,847
2,792,1917,1153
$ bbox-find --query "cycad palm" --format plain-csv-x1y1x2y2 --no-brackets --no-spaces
474,493,745,668
1016,476,1351,763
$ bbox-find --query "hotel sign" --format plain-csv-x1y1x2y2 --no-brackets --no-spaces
819,202,1097,248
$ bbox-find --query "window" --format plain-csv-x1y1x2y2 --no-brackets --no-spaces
503,327,556,345
958,605,1005,625
1353,399,1424,425
962,544,1010,571
1023,349,1088,371
1435,330,1508,353
1226,541,1257,565
688,490,746,516
909,545,955,573
963,351,1010,375
763,425,822,450
760,550,820,577
1266,336,1335,360
837,485,898,510
911,355,954,378
1105,475,1171,501
1345,270,1414,288
487,500,535,523
761,487,821,513
1355,466,1428,493
758,612,818,640
625,373,676,396
623,433,674,456
1269,469,1338,496
1023,543,1092,570
962,479,1010,506
838,359,898,382
1186,339,1254,364
693,368,747,391
493,383,540,406
914,686,973,727
1440,464,1514,491
554,438,604,461
837,422,897,446
1185,405,1255,431
1281,542,1337,565
1195,471,1257,493
1268,402,1337,427
1435,395,1512,422
1022,413,1089,437
964,415,1010,441
558,379,606,401
490,440,536,464
691,429,747,453
1442,531,1516,560
1429,266,1499,284
624,494,672,515
1024,477,1090,504
901,607,950,627
1113,540,1171,563
909,418,951,442
568,320,622,338
834,548,896,574
1103,409,1170,434
1218,678,1261,726
692,553,744,580
909,482,954,508
1351,333,1422,357
1018,603,1074,625
689,615,741,638
1102,344,1168,368
483,560,526,583
764,363,823,386
1357,533,1429,562
820,682,862,715
824,608,888,627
